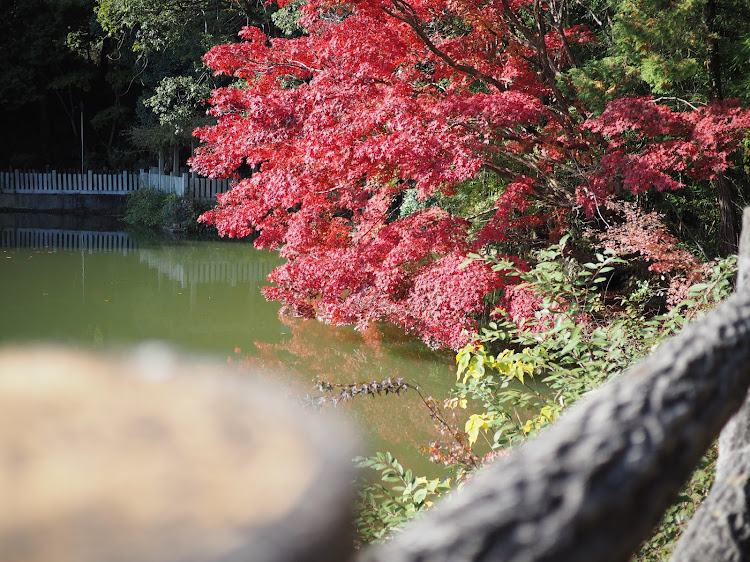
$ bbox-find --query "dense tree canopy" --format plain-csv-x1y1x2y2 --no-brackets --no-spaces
94,0,278,168
192,0,750,348
0,0,121,167
0,0,279,169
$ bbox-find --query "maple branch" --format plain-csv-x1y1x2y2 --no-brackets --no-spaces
351,203,393,244
489,132,582,179
382,0,510,93
449,118,587,187
314,186,343,195
556,26,577,69
451,116,585,205
480,163,517,181
533,0,562,78
549,0,577,68
446,119,525,144
264,60,322,75
497,0,541,53
465,208,498,221
498,0,577,135
410,385,480,470
483,154,575,208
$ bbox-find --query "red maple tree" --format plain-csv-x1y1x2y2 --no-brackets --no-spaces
191,0,750,348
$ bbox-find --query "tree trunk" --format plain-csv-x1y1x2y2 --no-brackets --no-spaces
173,145,180,175
705,0,738,255
718,172,739,255
705,0,724,101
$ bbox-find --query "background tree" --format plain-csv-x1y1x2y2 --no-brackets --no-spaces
95,0,277,171
0,0,139,168
0,0,280,169
566,0,750,253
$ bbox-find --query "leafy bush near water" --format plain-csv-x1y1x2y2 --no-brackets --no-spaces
345,241,736,558
161,193,194,227
124,188,170,227
124,188,202,232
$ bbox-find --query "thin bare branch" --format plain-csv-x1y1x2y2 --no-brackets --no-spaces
382,0,510,92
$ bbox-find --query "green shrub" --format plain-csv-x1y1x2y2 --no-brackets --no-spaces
353,452,452,546
124,188,170,227
125,188,203,232
161,193,194,227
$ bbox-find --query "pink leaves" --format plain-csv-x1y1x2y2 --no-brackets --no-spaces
584,96,691,139
597,201,699,275
439,90,548,132
405,253,505,348
475,175,538,246
256,207,491,348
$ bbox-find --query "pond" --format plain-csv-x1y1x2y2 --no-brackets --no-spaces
0,212,459,478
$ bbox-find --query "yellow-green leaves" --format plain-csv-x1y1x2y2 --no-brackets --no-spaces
465,413,495,445
523,405,560,435
456,343,488,384
456,344,539,448
445,395,468,409
456,344,537,385
493,348,536,385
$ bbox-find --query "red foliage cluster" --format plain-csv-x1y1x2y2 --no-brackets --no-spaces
580,97,750,214
498,284,542,331
190,1,750,348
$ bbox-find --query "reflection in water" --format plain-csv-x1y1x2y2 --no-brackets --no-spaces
234,315,457,477
0,219,457,476
1,227,137,254
139,247,271,289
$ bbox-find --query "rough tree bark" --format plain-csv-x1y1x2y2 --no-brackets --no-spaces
358,210,750,562
670,207,750,560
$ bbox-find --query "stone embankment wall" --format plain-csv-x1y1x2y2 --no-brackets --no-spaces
0,191,127,213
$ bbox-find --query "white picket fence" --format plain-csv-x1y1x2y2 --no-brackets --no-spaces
0,168,234,203
138,168,233,202
0,170,139,194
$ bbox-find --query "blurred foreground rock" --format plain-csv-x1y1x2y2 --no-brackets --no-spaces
0,344,355,562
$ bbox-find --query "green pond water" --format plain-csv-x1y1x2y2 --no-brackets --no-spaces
0,213,458,477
